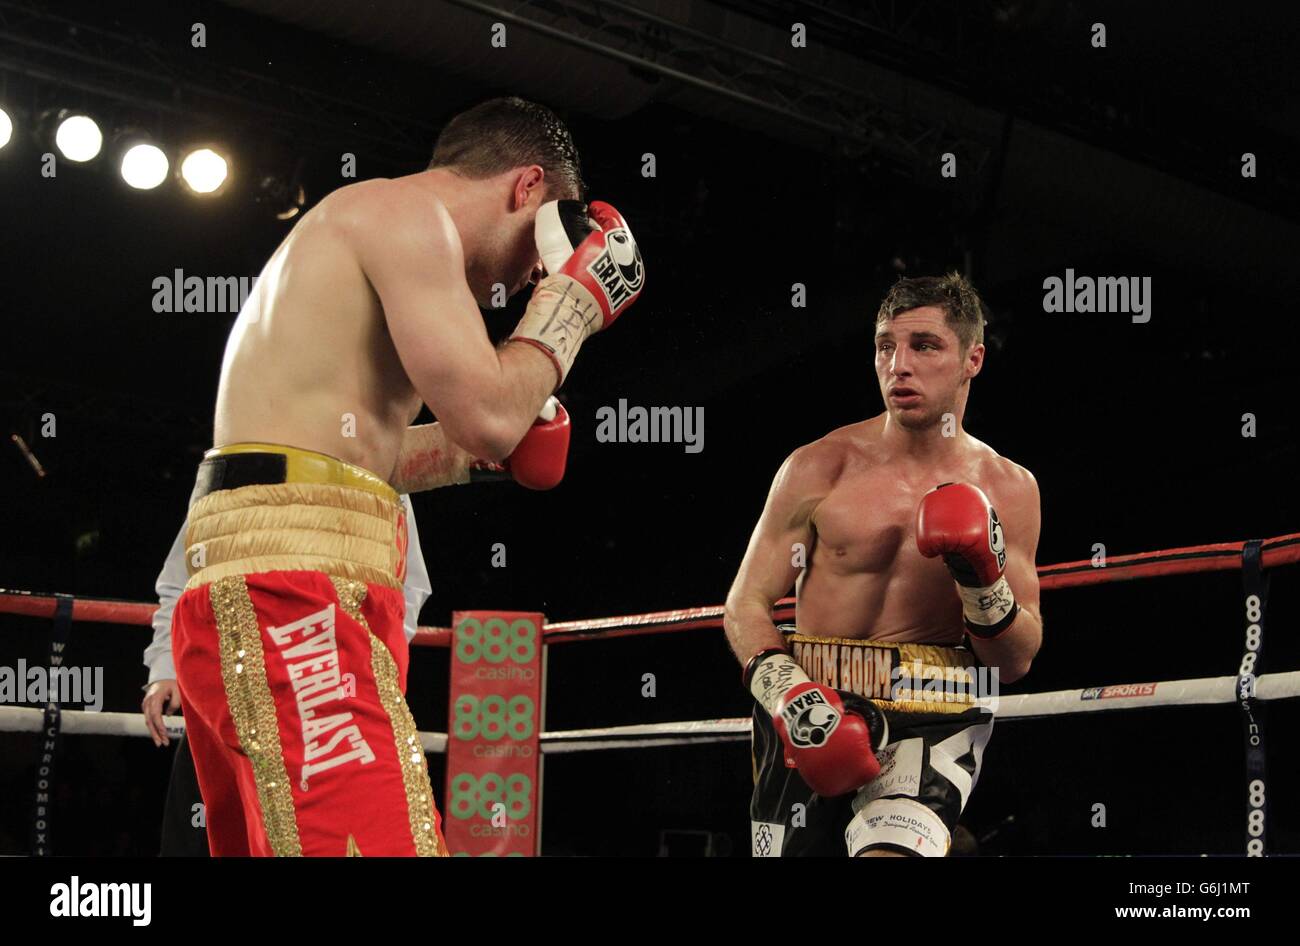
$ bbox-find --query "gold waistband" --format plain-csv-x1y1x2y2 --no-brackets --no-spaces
185,446,404,591
204,442,398,504
785,631,984,715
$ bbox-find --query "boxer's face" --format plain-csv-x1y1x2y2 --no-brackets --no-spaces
465,167,552,307
874,306,982,430
468,205,544,307
501,212,546,298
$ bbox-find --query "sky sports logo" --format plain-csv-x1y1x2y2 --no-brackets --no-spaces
1081,683,1158,701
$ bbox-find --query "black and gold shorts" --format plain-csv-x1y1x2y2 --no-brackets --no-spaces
750,628,995,857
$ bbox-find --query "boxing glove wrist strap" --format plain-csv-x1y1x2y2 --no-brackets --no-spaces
958,575,1020,639
509,274,603,389
745,650,811,717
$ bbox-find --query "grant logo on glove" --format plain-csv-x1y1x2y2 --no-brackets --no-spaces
510,199,645,390
988,506,1007,570
587,225,644,310
780,689,842,749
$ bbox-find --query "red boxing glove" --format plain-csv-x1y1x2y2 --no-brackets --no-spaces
547,200,644,330
471,398,570,490
915,482,1019,638
746,651,884,797
511,200,645,387
507,399,570,490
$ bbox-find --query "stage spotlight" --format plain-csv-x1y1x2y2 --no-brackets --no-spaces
180,147,229,195
54,112,102,162
0,107,12,149
120,142,169,190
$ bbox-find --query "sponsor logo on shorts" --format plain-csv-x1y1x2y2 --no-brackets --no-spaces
792,640,897,700
852,738,924,804
1081,683,1157,700
792,640,996,710
267,604,376,787
845,797,950,858
751,821,784,857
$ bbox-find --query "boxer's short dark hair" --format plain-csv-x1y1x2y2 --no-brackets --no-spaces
876,272,987,351
428,96,584,201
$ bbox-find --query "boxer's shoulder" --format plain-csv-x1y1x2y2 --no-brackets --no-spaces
321,178,460,251
813,416,888,469
964,437,1038,502
780,422,877,494
771,441,841,506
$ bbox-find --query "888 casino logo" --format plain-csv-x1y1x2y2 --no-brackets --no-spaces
455,616,538,668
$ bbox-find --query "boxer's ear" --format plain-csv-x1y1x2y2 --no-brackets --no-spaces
511,164,546,211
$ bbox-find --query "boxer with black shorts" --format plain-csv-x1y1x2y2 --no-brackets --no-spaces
725,273,1043,857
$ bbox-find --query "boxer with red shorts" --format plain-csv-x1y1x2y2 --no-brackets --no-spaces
173,97,643,856
174,447,440,856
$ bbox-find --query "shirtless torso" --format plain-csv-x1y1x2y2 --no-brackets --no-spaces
213,169,561,487
795,415,1038,644
215,182,439,481
725,409,1042,680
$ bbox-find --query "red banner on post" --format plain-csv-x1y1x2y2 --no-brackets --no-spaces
444,611,546,856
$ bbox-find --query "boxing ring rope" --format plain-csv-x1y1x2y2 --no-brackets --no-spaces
2,667,1298,745
5,529,1296,644
2,529,1297,854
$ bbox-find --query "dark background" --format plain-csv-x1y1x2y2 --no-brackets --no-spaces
1,0,1297,856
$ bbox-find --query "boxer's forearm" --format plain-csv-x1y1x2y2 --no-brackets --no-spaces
723,594,788,666
967,607,1041,685
492,340,565,451
390,423,475,494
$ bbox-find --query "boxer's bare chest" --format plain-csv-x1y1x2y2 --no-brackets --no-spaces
811,453,986,576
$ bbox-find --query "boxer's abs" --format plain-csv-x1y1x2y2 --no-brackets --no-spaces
796,471,966,645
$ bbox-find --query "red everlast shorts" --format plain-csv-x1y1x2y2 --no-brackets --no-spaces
172,443,445,856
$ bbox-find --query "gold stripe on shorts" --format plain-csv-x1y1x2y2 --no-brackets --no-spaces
331,577,445,857
210,575,303,856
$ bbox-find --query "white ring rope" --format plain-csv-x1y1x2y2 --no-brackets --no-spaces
2,670,1296,753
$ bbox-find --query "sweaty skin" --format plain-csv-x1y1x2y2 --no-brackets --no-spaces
725,305,1043,684
725,303,1044,858
783,417,1036,645
213,170,560,486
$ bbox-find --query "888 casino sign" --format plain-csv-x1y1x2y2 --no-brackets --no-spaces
445,611,546,856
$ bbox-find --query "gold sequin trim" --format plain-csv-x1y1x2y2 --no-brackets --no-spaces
331,577,444,857
210,576,302,856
